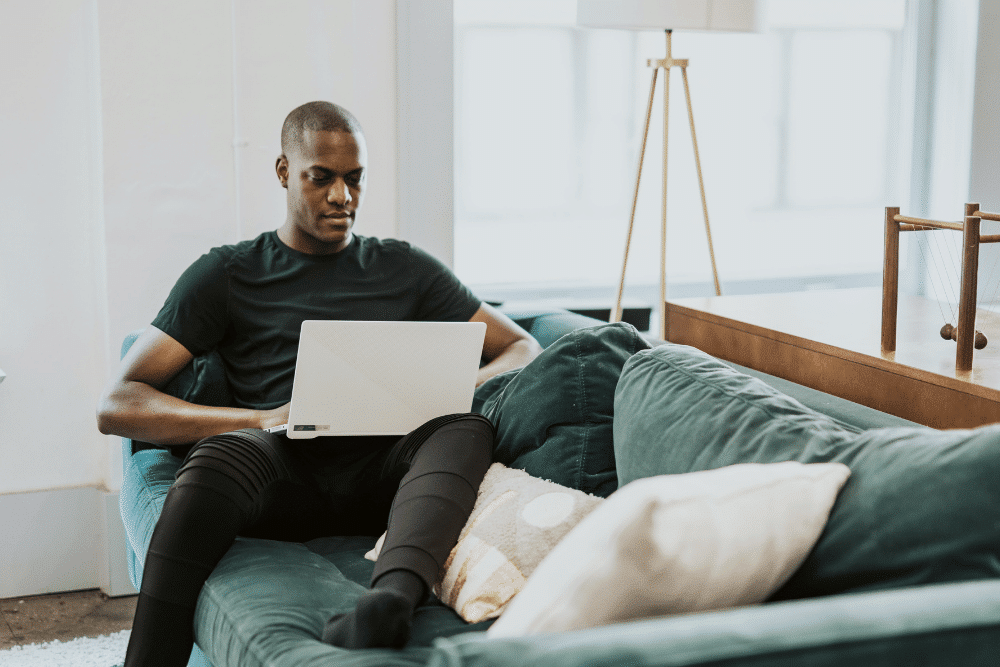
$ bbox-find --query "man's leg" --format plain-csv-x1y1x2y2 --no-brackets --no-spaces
123,429,312,667
323,413,494,649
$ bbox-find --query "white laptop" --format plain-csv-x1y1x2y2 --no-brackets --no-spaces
268,320,487,439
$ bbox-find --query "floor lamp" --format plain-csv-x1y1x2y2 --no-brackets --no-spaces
576,0,762,339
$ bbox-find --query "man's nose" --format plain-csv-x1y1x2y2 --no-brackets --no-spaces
327,179,351,205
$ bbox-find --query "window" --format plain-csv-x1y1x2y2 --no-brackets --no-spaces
453,0,912,304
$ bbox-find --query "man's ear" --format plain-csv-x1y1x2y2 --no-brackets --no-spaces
276,155,289,188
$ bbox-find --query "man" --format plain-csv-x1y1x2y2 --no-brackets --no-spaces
98,101,541,666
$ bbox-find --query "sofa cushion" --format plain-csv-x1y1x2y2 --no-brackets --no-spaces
472,369,519,415
120,449,184,579
437,463,603,623
367,463,604,623
724,360,921,431
120,437,488,667
497,307,611,349
613,343,1000,599
436,578,1000,667
194,537,487,667
488,461,850,637
481,322,651,497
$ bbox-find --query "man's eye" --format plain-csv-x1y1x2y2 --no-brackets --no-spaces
309,174,329,182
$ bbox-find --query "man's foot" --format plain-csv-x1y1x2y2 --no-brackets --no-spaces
322,588,414,649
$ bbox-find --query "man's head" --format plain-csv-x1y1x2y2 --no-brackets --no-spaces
276,101,368,255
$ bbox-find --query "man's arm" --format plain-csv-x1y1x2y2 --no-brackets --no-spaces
96,326,288,446
470,304,543,387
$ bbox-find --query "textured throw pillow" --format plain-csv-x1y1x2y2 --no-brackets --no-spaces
366,463,604,623
487,461,851,637
613,343,1000,600
480,322,650,497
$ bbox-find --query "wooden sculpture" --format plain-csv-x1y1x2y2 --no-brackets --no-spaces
882,203,1000,371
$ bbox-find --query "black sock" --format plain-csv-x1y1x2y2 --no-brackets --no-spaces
322,570,426,649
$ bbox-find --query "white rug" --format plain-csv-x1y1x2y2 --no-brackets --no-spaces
0,630,128,666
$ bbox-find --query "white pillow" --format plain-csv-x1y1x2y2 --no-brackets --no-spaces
365,463,604,623
487,461,851,637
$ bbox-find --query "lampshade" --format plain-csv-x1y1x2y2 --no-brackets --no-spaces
577,0,762,32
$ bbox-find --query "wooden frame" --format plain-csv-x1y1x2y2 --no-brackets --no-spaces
665,290,1000,429
882,203,1000,371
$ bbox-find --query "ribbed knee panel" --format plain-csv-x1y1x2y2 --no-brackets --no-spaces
141,429,292,606
175,428,293,517
373,414,495,587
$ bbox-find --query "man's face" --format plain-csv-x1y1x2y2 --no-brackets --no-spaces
277,129,367,254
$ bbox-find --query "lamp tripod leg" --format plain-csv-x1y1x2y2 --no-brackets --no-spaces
612,67,659,324
659,33,671,340
681,67,721,297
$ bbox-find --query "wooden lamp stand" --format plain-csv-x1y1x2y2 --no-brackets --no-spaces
610,29,722,339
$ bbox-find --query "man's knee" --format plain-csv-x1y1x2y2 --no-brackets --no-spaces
174,428,290,510
404,414,494,483
429,413,494,459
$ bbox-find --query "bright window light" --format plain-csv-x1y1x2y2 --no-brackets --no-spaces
453,0,914,301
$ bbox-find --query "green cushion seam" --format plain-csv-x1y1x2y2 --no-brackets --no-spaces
129,453,164,499
199,575,269,667
573,333,590,491
638,352,848,435
574,327,645,491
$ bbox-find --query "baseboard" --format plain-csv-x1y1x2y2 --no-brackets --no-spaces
99,489,139,597
0,486,137,599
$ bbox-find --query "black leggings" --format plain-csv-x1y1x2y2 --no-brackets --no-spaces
124,413,494,667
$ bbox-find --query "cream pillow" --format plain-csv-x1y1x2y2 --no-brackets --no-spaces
366,462,604,623
487,461,851,637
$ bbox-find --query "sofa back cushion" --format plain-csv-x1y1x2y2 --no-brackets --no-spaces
480,322,650,497
613,343,1000,600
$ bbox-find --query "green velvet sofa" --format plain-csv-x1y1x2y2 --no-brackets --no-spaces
119,307,1000,667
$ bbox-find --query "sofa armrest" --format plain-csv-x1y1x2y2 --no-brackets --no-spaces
499,306,609,349
430,579,1000,667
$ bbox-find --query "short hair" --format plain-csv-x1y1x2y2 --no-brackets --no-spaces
280,101,364,157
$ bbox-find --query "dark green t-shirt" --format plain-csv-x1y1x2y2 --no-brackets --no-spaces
151,231,482,410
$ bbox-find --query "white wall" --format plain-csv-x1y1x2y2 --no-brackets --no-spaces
397,0,456,266
231,0,399,244
0,0,401,597
0,1,108,496
99,0,401,388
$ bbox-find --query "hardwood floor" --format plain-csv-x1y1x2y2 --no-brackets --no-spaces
1,589,136,650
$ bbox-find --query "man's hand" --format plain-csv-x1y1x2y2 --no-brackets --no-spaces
470,304,542,386
259,402,291,431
